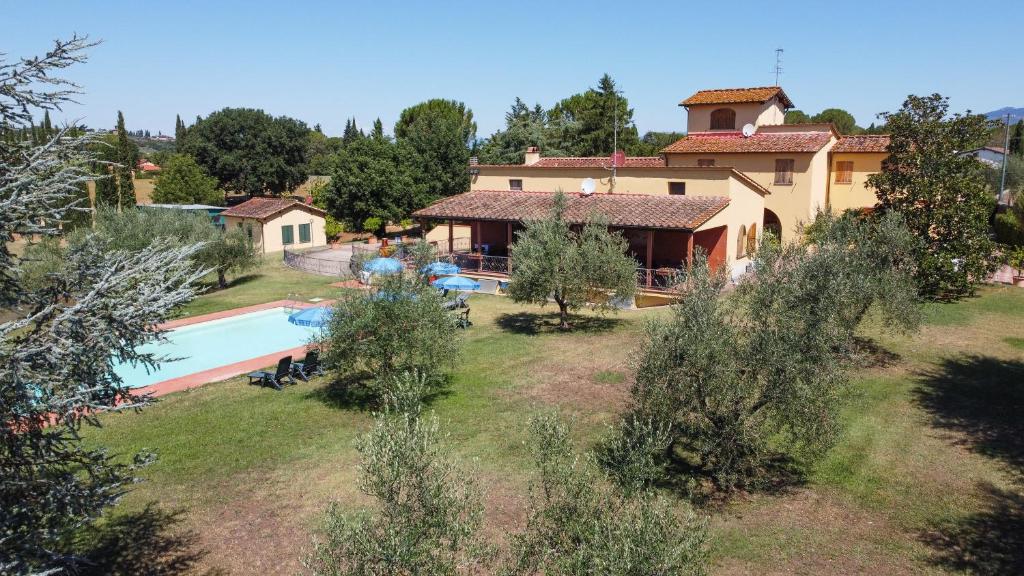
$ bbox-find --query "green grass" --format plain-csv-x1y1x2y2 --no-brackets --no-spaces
82,279,1024,574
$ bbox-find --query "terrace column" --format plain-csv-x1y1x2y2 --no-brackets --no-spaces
473,221,482,272
645,230,654,288
447,220,453,254
506,222,513,274
686,231,694,270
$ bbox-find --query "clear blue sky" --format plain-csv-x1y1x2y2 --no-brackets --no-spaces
7,0,1022,139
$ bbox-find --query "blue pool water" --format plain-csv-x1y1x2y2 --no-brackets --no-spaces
113,307,319,388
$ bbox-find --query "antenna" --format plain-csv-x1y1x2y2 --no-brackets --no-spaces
773,48,784,86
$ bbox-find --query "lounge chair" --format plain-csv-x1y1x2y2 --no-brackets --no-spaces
442,299,459,311
248,356,295,391
292,349,323,381
455,307,471,329
454,292,470,308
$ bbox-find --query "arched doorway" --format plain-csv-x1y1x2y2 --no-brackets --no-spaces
763,208,782,241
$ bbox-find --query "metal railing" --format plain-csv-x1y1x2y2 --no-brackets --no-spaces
283,248,353,278
636,267,681,291
449,253,509,276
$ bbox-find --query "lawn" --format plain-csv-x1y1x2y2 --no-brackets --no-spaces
80,278,1024,575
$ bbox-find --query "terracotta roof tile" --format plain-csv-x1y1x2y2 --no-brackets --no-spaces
530,156,666,168
660,131,831,154
681,86,794,108
221,197,326,220
413,190,729,231
832,135,891,153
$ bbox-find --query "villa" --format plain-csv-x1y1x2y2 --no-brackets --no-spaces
415,86,889,281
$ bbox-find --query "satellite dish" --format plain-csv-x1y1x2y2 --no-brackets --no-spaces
580,178,596,196
741,123,756,138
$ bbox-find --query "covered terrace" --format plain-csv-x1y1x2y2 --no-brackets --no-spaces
413,190,732,290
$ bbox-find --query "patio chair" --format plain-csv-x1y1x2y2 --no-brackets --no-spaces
455,307,471,329
454,292,471,308
292,349,323,381
248,356,295,391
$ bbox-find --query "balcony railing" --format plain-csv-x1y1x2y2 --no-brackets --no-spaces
636,267,680,291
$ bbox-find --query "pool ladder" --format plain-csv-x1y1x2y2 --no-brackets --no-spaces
285,293,301,314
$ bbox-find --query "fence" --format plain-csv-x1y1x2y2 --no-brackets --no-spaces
282,248,353,278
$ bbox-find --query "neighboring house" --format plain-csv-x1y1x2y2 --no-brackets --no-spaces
414,86,889,284
960,146,1005,167
136,159,161,172
221,197,327,254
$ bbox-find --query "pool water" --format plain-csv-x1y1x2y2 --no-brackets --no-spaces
114,307,319,388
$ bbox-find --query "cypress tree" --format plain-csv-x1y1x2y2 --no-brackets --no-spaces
175,114,186,149
42,110,53,139
114,111,135,210
371,118,385,139
1010,120,1024,157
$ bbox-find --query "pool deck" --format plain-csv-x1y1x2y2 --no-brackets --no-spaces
136,299,331,398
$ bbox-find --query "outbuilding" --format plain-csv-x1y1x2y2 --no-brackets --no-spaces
221,197,327,254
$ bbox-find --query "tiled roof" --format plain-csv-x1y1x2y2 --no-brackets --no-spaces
832,135,891,153
530,156,666,168
221,197,326,220
413,190,729,231
660,131,832,154
681,86,794,108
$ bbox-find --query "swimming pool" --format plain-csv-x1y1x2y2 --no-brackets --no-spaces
113,307,320,388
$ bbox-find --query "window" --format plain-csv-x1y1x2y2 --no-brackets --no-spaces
697,159,715,167
835,160,854,184
774,159,795,185
298,223,311,243
509,179,523,191
737,224,747,258
746,223,758,255
710,108,736,130
245,224,253,241
281,224,294,245
668,182,686,196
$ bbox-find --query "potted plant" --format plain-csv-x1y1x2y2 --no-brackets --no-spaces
1009,246,1024,287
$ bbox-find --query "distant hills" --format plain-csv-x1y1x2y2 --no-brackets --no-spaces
985,107,1024,123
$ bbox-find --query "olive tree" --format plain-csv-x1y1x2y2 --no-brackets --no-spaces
503,412,709,576
320,274,459,403
306,382,490,575
0,37,208,574
507,192,637,329
602,217,920,492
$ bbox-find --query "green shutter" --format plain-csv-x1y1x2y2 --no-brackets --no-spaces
299,223,311,243
281,225,294,245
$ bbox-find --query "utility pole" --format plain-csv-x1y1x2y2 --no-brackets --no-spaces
774,48,784,86
1000,113,1011,202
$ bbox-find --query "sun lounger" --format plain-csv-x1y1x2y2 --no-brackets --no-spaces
248,356,295,391
292,349,323,381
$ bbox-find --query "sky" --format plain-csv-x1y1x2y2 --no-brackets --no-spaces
6,0,1023,139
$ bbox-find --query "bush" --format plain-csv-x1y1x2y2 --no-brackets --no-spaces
504,413,709,575
319,274,459,404
362,216,383,234
324,215,344,240
994,212,1024,246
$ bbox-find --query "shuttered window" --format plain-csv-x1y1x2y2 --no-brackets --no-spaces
737,224,747,258
668,182,686,195
697,159,715,167
774,159,794,185
710,108,736,130
746,223,758,255
835,160,854,184
298,223,311,243
281,224,294,245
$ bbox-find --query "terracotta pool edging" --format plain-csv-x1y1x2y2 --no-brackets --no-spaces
136,299,337,397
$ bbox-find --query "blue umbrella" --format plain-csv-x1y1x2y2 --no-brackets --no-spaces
431,275,481,291
421,261,460,275
363,257,404,275
288,306,333,327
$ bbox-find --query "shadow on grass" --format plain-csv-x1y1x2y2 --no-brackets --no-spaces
75,504,221,575
915,355,1024,573
851,336,902,368
654,444,807,506
496,311,621,335
307,372,453,411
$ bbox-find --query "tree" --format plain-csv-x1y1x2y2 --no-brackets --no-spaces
323,135,423,232
174,113,186,149
811,108,860,134
320,274,460,400
868,94,997,299
477,98,566,164
602,218,919,492
636,130,687,155
784,109,812,124
1010,119,1024,157
548,74,642,157
306,130,343,175
0,37,208,574
306,393,488,575
394,99,475,209
506,192,637,330
371,117,384,140
114,110,136,209
503,412,709,576
180,107,310,196
152,153,223,205
201,226,258,289
342,117,364,145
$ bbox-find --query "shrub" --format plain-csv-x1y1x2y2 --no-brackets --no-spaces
362,216,383,235
319,274,459,404
994,212,1024,246
324,215,344,240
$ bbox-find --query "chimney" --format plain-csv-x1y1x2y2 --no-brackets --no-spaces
524,146,541,166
